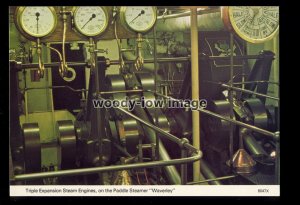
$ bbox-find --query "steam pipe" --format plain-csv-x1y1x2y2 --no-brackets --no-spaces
157,8,220,20
156,9,223,32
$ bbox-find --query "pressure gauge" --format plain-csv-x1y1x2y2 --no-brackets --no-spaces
15,7,57,38
222,6,279,43
120,6,157,33
73,7,109,37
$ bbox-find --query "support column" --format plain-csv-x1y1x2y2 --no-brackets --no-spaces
190,8,200,181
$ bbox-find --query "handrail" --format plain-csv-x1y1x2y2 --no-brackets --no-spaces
13,151,201,181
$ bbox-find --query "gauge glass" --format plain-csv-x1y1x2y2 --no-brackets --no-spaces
73,6,108,37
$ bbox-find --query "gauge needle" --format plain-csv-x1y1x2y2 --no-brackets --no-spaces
36,12,40,34
81,14,96,29
129,10,145,24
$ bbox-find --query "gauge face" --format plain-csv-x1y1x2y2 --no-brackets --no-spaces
17,7,57,38
73,7,108,37
228,6,279,43
120,6,157,33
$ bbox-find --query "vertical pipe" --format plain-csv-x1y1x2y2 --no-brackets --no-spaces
9,146,14,180
181,149,188,185
22,59,29,123
90,38,103,184
25,90,29,122
50,88,56,138
229,33,234,163
274,37,280,183
138,138,143,162
153,25,159,161
274,35,280,185
190,8,200,181
136,33,143,63
47,46,56,137
153,25,160,181
273,36,279,107
242,41,246,90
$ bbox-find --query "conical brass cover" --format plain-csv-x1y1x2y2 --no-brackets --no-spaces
232,149,256,174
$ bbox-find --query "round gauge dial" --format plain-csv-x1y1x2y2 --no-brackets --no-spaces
73,7,108,37
120,6,157,33
222,6,279,43
16,7,57,38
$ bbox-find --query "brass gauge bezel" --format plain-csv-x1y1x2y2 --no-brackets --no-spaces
15,6,57,40
221,6,279,44
72,6,109,37
119,6,157,34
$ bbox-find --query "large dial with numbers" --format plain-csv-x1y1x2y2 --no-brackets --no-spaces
15,7,57,38
222,6,279,43
120,6,157,33
73,6,109,37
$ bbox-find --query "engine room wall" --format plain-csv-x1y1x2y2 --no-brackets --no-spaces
22,60,53,113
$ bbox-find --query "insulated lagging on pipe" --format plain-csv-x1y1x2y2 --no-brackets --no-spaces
132,104,181,185
156,10,224,32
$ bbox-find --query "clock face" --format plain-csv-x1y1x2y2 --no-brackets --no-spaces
18,7,57,38
228,6,279,43
73,6,108,37
121,6,157,33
